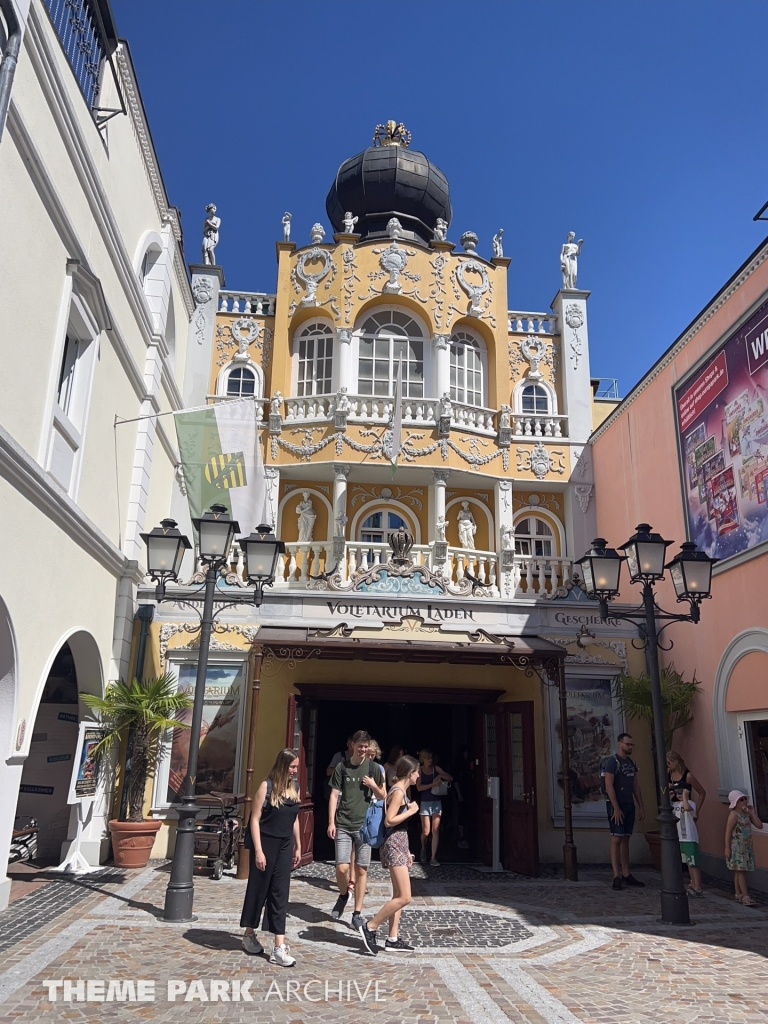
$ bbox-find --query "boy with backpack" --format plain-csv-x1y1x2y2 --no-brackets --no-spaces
328,730,386,929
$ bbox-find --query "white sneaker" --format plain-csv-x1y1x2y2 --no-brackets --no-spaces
242,933,263,955
269,944,296,967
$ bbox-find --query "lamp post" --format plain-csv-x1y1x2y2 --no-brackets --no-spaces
576,525,717,926
141,506,284,923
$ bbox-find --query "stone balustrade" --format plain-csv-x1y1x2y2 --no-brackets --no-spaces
511,413,568,438
218,291,276,316
280,393,498,436
508,311,557,334
284,395,334,422
511,556,573,596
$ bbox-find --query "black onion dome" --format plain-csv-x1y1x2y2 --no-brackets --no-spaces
326,142,452,246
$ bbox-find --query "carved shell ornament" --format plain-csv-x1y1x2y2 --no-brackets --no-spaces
192,279,213,305
296,247,333,305
455,259,490,316
530,442,551,479
565,304,584,331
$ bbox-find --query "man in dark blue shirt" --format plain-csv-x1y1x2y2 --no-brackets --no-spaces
603,732,646,890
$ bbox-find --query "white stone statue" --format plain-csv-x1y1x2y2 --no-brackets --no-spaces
386,217,403,240
435,516,447,543
457,500,477,550
501,524,515,551
310,223,325,244
492,229,504,258
343,211,358,234
335,387,350,412
499,404,511,429
270,391,283,416
334,513,348,538
296,491,316,543
201,204,220,266
438,391,452,419
560,231,584,290
282,212,292,241
433,218,447,243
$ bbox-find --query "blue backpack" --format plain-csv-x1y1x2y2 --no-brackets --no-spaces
360,798,386,849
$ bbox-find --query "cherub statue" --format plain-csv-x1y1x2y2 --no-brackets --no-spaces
386,217,403,240
343,211,358,234
435,516,447,543
501,524,515,551
499,404,511,429
335,387,350,413
201,204,220,266
438,391,452,419
492,228,504,258
310,223,325,244
270,391,283,416
282,212,292,241
433,218,447,243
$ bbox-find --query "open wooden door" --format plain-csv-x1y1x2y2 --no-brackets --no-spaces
476,701,539,876
286,695,317,865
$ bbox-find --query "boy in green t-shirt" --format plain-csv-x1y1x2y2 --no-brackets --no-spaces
328,730,386,929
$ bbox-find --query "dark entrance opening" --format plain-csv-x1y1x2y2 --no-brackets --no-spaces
311,697,477,863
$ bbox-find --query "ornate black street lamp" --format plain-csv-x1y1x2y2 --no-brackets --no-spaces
141,505,284,923
576,525,716,926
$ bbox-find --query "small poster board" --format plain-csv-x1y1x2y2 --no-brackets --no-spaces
67,723,104,805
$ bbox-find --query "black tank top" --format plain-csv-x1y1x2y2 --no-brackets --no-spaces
386,786,411,834
260,795,301,838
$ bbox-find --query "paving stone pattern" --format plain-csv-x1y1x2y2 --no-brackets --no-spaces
1,860,767,1023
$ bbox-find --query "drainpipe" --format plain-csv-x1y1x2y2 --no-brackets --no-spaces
0,0,21,144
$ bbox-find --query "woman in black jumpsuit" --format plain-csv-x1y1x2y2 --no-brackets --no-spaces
241,748,302,966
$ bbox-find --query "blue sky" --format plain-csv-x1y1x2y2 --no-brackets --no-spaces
113,0,768,396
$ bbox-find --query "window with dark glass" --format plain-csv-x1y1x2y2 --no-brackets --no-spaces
357,310,424,398
57,334,82,417
514,517,554,557
226,367,256,397
521,384,549,415
746,719,768,822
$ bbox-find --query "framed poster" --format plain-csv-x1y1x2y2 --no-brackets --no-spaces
158,659,246,806
547,671,623,827
675,296,768,562
67,723,104,804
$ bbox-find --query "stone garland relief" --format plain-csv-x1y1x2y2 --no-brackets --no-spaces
216,320,273,369
289,247,339,319
508,336,558,385
565,303,585,368
341,247,360,324
516,443,566,479
159,622,259,666
350,484,425,510
448,259,496,329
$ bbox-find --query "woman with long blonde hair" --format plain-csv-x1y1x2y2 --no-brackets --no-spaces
241,748,302,966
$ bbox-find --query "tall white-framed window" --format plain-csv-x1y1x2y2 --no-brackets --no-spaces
514,516,554,557
152,656,247,811
46,263,108,498
450,330,485,407
295,321,333,396
356,309,425,398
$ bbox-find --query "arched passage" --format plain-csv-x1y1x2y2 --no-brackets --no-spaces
0,598,19,909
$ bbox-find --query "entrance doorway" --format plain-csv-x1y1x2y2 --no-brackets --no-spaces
287,685,540,875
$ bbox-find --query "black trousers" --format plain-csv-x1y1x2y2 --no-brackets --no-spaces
239,834,292,935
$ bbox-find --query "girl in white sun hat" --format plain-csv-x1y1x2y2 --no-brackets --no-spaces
725,790,764,906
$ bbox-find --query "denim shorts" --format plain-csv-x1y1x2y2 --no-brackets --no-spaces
419,799,443,817
607,801,635,836
334,828,371,868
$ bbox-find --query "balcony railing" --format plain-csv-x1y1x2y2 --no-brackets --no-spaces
511,414,567,438
218,291,276,316
207,542,573,601
508,311,557,334
283,394,498,436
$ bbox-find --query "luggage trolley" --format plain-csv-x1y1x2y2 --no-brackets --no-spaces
193,792,244,880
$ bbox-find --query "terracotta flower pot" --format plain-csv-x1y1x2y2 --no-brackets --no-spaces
109,819,161,869
644,830,662,870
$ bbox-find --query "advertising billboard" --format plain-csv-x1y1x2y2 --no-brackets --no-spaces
675,297,768,561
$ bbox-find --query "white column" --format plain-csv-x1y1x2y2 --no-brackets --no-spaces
550,288,592,443
494,478,515,600
264,466,280,531
336,329,353,394
182,264,224,406
433,334,451,398
333,464,351,538
433,469,448,534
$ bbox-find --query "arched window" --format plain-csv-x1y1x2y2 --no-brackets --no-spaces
140,247,160,284
450,331,484,407
226,367,256,397
515,517,553,557
296,322,333,396
359,509,408,545
521,384,550,415
357,310,424,398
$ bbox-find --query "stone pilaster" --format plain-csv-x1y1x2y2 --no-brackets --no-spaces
182,264,225,407
494,478,515,599
432,334,451,399
336,328,353,395
264,466,280,531
550,288,592,443
332,464,351,562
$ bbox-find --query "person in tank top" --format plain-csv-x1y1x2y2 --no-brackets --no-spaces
241,748,302,966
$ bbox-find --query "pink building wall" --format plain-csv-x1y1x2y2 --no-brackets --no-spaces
592,238,768,875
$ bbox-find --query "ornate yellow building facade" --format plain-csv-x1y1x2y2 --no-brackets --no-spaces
136,123,652,873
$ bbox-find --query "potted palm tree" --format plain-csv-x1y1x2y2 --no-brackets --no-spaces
612,664,700,869
82,673,192,869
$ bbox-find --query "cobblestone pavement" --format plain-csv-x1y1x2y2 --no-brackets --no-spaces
0,859,766,1023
